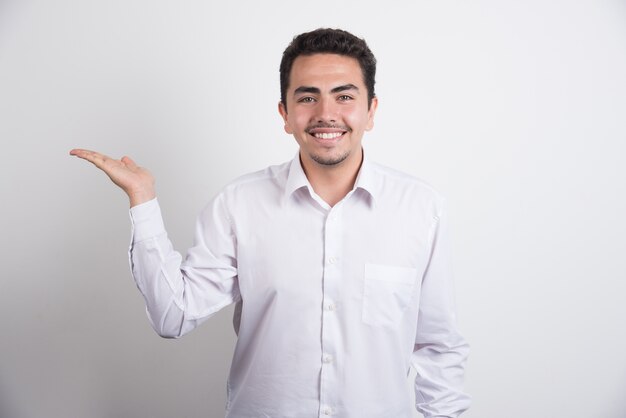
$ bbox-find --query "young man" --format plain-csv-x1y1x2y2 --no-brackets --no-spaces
71,28,470,418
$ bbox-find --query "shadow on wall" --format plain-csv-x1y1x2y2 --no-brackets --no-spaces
0,378,21,418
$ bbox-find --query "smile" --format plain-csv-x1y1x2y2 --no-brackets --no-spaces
313,132,343,139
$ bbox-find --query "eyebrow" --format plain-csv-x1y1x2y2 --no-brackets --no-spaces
293,84,360,96
331,84,359,94
294,86,320,95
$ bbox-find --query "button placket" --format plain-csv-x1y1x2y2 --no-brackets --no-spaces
319,207,342,417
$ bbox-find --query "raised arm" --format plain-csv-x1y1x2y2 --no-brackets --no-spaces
69,148,240,338
69,149,156,207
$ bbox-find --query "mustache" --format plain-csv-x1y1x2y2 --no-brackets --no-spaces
305,123,351,133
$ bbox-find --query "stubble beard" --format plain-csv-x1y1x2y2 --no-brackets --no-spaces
310,149,350,166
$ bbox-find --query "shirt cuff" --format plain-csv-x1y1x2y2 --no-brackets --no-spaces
129,198,166,243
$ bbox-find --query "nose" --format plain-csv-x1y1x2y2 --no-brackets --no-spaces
314,96,337,123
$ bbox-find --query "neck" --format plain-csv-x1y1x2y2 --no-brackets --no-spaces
300,148,363,207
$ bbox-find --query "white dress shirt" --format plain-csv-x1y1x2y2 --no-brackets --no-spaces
128,151,470,418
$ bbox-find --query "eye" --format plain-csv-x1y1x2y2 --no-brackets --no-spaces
298,96,316,103
338,95,354,101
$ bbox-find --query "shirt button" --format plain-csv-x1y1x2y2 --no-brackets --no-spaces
327,303,336,311
328,257,336,264
323,354,334,363
323,407,333,415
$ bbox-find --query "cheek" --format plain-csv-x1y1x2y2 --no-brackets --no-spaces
285,113,303,133
293,113,312,131
284,114,309,137
344,110,368,131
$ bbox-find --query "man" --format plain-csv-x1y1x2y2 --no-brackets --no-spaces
71,28,470,418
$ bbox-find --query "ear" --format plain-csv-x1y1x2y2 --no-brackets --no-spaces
278,101,293,134
365,96,378,131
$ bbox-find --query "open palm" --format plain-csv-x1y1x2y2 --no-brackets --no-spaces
70,149,156,206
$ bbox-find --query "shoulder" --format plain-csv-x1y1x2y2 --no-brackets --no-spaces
198,160,291,221
368,160,445,207
223,160,290,192
208,159,291,208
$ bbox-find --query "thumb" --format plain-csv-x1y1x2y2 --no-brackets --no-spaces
121,155,138,169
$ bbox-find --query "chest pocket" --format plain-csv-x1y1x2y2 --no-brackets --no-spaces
362,264,418,328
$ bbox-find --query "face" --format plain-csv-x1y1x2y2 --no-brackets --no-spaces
278,53,378,170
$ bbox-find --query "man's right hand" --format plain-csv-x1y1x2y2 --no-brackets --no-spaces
69,149,156,207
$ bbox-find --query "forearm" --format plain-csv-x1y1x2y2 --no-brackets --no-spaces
412,329,471,417
129,199,188,337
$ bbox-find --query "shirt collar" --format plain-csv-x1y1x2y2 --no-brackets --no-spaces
352,149,378,205
284,148,379,207
284,152,311,198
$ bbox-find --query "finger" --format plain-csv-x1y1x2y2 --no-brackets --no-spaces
69,148,99,156
70,149,112,169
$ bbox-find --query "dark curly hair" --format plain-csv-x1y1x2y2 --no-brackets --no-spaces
279,28,377,109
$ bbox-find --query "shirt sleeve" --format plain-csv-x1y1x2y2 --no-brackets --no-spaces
128,195,240,338
411,198,471,417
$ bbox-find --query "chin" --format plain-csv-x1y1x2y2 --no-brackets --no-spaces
310,151,350,166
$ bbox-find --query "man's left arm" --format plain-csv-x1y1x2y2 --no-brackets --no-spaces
411,198,471,418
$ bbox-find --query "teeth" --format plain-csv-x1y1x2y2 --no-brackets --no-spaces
314,132,343,139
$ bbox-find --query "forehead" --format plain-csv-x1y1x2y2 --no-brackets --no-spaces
289,53,364,88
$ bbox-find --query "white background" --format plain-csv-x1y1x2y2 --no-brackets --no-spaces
1,1,625,417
